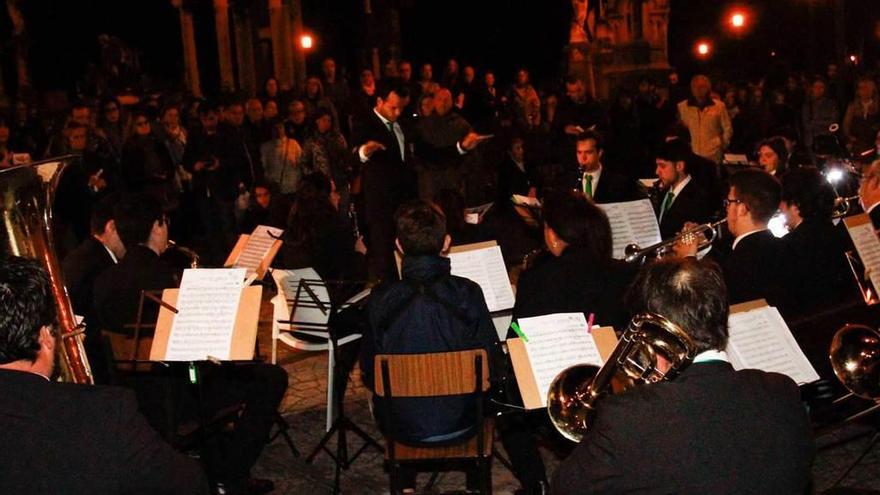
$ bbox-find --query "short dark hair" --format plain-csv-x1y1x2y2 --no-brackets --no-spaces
781,166,836,221
0,256,56,364
656,138,691,174
756,136,789,174
395,200,447,256
90,193,120,235
575,130,604,152
626,257,729,353
543,191,613,262
729,168,782,223
113,193,165,248
376,79,410,101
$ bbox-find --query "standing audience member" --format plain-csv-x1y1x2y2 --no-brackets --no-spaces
677,75,733,164
261,119,303,197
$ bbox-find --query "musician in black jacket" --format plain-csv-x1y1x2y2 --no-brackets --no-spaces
552,258,815,494
780,167,860,312
352,80,484,281
653,138,714,239
514,190,637,330
571,130,642,204
860,159,880,229
0,256,208,495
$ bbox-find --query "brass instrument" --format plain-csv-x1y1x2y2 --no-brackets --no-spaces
0,157,93,384
828,324,880,422
832,195,860,219
624,219,727,264
546,313,696,442
165,240,200,268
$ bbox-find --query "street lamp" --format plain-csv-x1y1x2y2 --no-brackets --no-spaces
695,40,712,59
300,34,314,50
730,12,745,29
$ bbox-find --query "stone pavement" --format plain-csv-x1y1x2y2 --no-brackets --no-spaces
251,299,880,494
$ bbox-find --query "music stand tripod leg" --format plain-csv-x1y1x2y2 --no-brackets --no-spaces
831,429,880,488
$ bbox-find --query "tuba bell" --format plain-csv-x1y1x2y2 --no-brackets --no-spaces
547,313,696,442
0,157,93,384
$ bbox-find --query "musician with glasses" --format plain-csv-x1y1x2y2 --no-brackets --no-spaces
676,168,795,312
0,256,209,495
551,258,815,494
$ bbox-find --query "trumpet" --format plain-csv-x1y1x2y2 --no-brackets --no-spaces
547,313,696,442
624,219,727,264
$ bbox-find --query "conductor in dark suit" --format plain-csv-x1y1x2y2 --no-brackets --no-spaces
571,130,641,204
352,80,486,281
860,159,880,230
551,258,815,494
653,138,714,239
0,256,208,495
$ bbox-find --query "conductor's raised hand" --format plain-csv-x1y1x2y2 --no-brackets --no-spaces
361,140,386,159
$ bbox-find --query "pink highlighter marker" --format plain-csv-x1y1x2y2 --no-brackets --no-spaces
587,313,595,333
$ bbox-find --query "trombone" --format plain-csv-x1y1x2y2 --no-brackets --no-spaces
832,195,861,219
624,219,727,264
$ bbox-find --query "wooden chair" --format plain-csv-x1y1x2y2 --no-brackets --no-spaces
374,349,493,495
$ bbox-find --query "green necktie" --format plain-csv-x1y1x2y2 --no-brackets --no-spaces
661,191,675,215
583,173,593,197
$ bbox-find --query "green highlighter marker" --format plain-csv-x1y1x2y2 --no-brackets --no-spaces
510,321,529,343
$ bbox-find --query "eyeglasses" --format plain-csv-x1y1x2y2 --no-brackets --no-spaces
723,198,744,208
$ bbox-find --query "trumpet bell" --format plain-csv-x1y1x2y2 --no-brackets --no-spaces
830,324,880,400
547,363,601,443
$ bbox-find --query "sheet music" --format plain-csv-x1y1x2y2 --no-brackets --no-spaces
465,202,494,225
726,305,819,384
518,313,604,407
448,245,515,312
847,220,880,289
233,225,284,278
597,199,662,259
271,268,331,329
165,268,245,361
511,194,541,208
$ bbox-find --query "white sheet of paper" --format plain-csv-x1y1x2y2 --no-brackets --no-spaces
233,225,284,278
726,306,819,384
165,268,245,361
518,313,604,407
724,153,749,165
465,202,494,225
847,221,880,289
639,178,656,188
271,268,331,329
511,194,541,208
597,199,662,259
448,245,515,312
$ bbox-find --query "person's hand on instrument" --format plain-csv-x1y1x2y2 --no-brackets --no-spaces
360,140,386,159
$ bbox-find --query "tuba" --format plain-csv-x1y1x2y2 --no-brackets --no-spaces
0,157,92,383
547,313,696,442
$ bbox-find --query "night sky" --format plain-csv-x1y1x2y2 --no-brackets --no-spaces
9,0,880,96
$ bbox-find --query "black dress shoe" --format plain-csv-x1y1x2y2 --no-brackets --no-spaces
247,477,274,495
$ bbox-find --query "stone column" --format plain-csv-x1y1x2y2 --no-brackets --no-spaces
268,0,291,88
7,0,28,93
233,6,256,93
288,0,306,92
172,0,201,97
214,0,235,91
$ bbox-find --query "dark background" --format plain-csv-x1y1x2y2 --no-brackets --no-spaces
6,0,880,96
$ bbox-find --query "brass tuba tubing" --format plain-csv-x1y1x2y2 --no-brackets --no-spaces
832,195,860,219
0,157,93,384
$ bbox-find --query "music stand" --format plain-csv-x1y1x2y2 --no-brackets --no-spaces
276,277,381,495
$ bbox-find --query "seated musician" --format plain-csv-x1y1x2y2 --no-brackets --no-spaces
677,168,795,312
551,258,815,494
61,193,125,384
654,137,714,239
0,256,208,495
514,190,636,330
860,159,880,230
92,193,287,495
779,167,859,311
359,200,508,492
571,130,641,203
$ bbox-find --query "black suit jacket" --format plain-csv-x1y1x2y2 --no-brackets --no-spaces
588,168,643,204
93,245,178,334
63,237,115,318
0,369,207,494
714,230,795,311
513,249,637,331
551,362,815,495
657,179,714,239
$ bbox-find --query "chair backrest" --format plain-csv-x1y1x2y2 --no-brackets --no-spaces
373,349,490,398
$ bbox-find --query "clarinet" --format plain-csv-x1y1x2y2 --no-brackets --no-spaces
348,202,361,239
